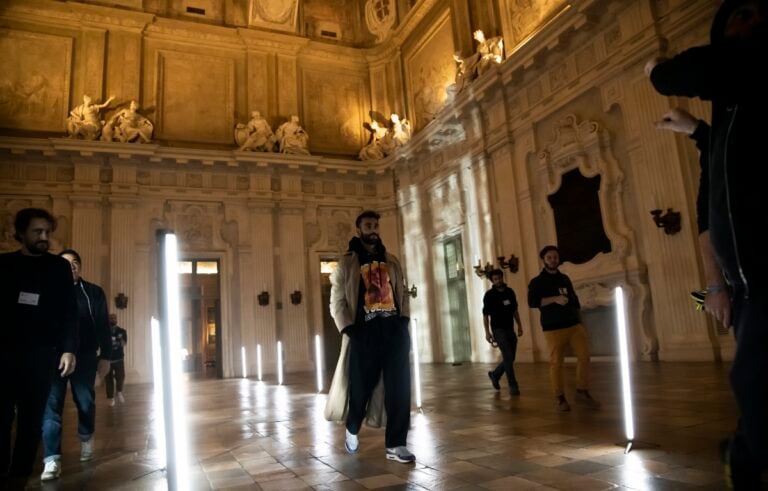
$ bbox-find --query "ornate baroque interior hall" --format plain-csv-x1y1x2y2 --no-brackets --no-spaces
2,0,763,489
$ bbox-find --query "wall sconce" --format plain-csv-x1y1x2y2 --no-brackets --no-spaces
474,254,520,278
650,208,681,235
290,290,302,305
257,291,270,306
498,255,520,274
115,293,128,310
407,284,417,299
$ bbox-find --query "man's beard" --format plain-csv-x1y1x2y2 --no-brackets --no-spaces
28,240,49,254
361,233,379,245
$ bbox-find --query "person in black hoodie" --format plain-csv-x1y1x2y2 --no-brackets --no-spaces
40,249,111,482
528,245,600,412
328,210,415,464
647,1,768,486
0,208,77,488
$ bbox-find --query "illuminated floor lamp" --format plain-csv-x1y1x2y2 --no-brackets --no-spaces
412,318,423,411
155,230,190,490
315,334,324,393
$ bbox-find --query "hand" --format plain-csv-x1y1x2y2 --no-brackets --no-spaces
644,56,666,77
517,328,524,338
655,108,699,135
554,295,569,306
485,332,495,345
97,359,111,378
705,290,732,328
59,352,76,377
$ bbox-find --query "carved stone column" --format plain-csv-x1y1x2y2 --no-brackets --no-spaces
277,198,311,372
70,196,103,284
108,197,138,373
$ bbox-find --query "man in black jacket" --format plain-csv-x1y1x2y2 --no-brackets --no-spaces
528,246,600,412
483,269,524,395
0,208,77,487
647,1,767,486
40,249,111,481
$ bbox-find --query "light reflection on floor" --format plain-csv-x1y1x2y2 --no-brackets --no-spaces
27,361,740,490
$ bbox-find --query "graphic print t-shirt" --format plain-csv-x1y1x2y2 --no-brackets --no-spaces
361,261,397,322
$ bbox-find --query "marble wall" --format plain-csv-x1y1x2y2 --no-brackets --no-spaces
0,0,733,383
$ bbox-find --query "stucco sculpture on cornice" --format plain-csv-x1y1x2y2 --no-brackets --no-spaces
359,111,411,160
235,110,276,152
101,100,154,144
473,30,504,76
276,115,310,154
66,94,115,140
365,0,397,43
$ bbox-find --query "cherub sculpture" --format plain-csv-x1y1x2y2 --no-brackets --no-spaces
235,110,276,152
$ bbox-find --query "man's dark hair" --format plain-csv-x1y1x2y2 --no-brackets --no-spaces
355,210,381,228
59,249,82,265
14,208,57,242
489,269,504,280
539,245,559,259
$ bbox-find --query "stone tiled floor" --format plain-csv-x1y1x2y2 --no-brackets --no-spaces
25,361,743,490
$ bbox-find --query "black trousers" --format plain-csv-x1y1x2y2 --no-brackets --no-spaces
490,328,519,389
0,347,56,479
346,316,411,448
106,360,126,399
730,287,768,470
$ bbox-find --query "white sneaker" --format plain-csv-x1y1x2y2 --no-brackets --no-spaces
344,429,359,454
386,446,415,463
117,392,125,403
80,438,94,462
108,398,115,407
41,459,61,481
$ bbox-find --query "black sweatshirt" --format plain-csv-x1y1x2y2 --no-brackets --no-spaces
0,251,78,353
75,279,112,360
527,269,581,331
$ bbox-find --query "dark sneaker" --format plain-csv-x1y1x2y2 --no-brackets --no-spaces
557,395,571,412
386,446,415,463
575,389,601,409
509,386,521,396
488,371,500,390
721,434,763,490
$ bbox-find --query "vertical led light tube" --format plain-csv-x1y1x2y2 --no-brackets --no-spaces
315,334,323,392
150,317,166,469
277,341,284,385
412,318,423,409
241,346,247,379
257,344,263,382
615,286,635,452
157,231,189,490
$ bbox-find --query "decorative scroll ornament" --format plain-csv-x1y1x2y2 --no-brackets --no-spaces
365,0,397,43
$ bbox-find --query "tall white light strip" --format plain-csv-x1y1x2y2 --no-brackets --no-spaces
257,344,263,381
411,318,423,409
160,233,189,490
150,317,166,469
277,341,284,385
615,286,635,451
315,334,323,392
241,346,247,379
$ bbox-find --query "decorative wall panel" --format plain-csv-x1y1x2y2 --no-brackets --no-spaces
404,11,455,130
0,29,72,132
154,51,235,144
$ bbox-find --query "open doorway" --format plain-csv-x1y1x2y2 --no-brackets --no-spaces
443,234,471,362
179,259,222,379
320,260,341,380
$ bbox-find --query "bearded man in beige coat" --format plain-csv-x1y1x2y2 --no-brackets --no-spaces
325,210,414,463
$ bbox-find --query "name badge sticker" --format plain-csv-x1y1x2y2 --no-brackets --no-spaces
18,291,40,306
503,299,511,306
